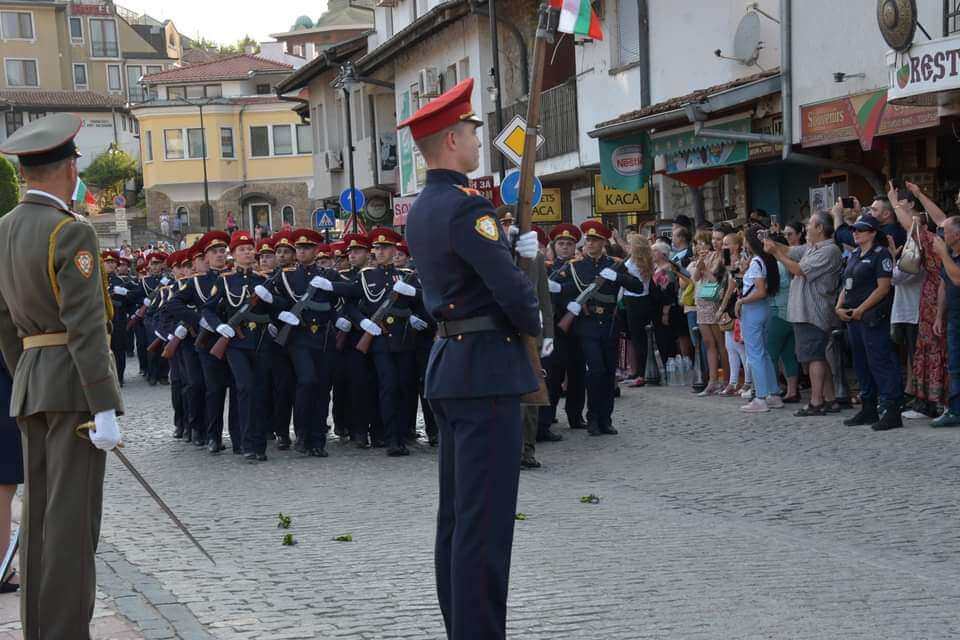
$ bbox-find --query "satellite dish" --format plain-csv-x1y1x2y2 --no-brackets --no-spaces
877,0,917,52
732,12,763,65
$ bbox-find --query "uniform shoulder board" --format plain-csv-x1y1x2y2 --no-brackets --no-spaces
178,280,188,291
222,270,236,276
455,185,483,197
283,266,298,272
398,267,414,273
338,268,351,274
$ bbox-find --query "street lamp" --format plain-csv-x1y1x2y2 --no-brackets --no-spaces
177,97,217,230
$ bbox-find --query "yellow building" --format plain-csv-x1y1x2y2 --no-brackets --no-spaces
134,54,315,234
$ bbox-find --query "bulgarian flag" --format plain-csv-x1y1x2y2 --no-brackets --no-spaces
73,178,96,206
551,0,603,40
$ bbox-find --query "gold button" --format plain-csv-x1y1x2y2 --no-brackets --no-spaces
386,316,395,325
596,307,605,315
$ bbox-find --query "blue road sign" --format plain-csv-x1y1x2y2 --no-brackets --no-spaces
339,188,365,213
314,208,337,229
499,170,542,207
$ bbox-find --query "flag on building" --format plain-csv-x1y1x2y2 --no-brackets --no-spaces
551,0,604,41
73,178,96,206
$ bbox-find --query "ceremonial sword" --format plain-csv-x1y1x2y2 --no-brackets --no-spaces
76,423,217,566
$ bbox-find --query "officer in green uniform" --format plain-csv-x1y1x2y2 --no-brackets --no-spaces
0,113,124,640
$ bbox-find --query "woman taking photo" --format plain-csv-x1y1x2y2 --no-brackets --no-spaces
691,230,729,395
835,215,903,430
652,241,691,359
718,232,751,398
783,221,805,247
735,225,784,412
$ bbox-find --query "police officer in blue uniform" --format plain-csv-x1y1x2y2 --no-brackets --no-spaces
836,214,903,430
553,220,645,435
402,77,541,640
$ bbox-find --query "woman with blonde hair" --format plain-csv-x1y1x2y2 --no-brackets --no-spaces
691,229,729,394
718,232,752,397
622,234,660,387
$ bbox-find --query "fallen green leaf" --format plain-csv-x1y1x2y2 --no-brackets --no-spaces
281,533,296,546
515,513,528,521
333,534,353,542
579,494,601,504
277,513,292,529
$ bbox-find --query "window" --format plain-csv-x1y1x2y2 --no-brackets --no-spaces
282,205,295,226
1,11,34,40
5,111,22,137
69,16,83,42
312,104,326,152
167,86,185,100
164,129,184,159
5,59,38,87
186,128,205,158
176,206,189,229
256,83,271,95
126,65,143,102
220,127,234,158
146,64,162,75
145,130,153,161
458,57,470,83
615,0,642,67
296,124,312,154
185,85,204,99
27,111,45,122
250,126,269,157
443,63,457,92
948,0,960,35
121,116,127,132
204,84,221,98
106,64,122,92
273,125,293,155
73,63,88,89
89,18,119,58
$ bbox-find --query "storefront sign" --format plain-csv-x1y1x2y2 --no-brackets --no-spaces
392,196,417,226
593,175,649,214
749,115,784,160
599,133,649,192
801,90,938,150
469,176,495,201
532,188,562,223
651,116,750,173
886,33,960,104
397,91,418,195
71,3,112,15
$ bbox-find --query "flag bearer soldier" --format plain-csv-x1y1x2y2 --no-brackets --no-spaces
201,231,273,461
342,228,431,457
265,231,295,449
0,112,124,639
553,220,644,435
401,78,541,640
103,249,136,386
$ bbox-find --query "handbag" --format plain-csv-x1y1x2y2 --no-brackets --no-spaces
695,280,722,303
715,275,738,331
898,217,923,274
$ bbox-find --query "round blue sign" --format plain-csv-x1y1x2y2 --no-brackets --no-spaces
339,188,365,213
499,170,542,207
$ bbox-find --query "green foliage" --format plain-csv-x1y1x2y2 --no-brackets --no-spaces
277,513,292,529
218,35,260,55
0,156,19,218
332,533,353,542
82,147,137,202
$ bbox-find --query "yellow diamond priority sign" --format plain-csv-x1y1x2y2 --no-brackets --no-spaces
493,115,545,167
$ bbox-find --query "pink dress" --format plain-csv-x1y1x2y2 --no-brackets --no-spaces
912,226,947,405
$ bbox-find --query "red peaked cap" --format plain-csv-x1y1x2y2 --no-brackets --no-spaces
148,251,169,263
165,251,179,269
189,242,204,260
272,230,294,248
292,228,322,246
229,230,255,252
200,230,230,253
396,78,484,141
329,241,346,257
256,238,275,254
118,255,131,266
368,227,402,246
397,241,410,257
550,223,582,243
101,250,119,262
580,220,612,240
316,244,331,257
342,233,371,251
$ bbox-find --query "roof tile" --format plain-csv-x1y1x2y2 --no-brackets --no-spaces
142,54,292,84
0,90,128,110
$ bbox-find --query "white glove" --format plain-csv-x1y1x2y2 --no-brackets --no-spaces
216,324,235,338
267,323,279,338
174,325,188,340
600,267,618,281
548,279,561,294
254,285,273,304
143,298,151,307
409,315,428,331
166,334,174,342
335,318,352,332
310,276,333,291
278,311,300,326
112,286,129,296
393,281,416,297
360,318,382,336
200,317,213,332
566,301,582,316
515,231,539,259
540,338,554,357
161,277,171,285
90,410,121,451
154,331,165,341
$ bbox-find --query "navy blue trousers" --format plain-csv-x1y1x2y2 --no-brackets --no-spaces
198,349,239,448
289,348,337,450
540,331,585,430
431,395,522,640
372,350,417,449
225,348,269,455
268,348,295,441
580,335,618,428
847,318,903,406
178,342,205,440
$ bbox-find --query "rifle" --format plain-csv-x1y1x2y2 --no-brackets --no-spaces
147,334,165,353
556,261,627,334
209,271,281,359
355,271,418,355
126,303,147,330
509,3,559,406
161,322,196,360
275,272,324,348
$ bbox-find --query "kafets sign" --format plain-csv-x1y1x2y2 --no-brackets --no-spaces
887,33,960,104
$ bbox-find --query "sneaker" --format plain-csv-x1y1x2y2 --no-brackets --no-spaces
931,411,960,428
740,398,769,413
740,386,755,400
765,395,785,409
901,409,930,420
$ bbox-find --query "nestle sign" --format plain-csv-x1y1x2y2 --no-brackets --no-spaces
611,145,644,176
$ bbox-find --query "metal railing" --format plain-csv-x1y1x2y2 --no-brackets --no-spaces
486,79,579,173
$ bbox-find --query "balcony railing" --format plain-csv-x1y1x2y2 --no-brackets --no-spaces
486,79,579,174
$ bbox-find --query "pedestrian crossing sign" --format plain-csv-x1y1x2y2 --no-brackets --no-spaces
314,208,337,229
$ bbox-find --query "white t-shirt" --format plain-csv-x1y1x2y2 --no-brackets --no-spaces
623,258,650,298
742,256,766,295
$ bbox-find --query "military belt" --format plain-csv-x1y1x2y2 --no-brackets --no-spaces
388,308,412,319
437,316,510,338
592,293,617,304
22,332,68,350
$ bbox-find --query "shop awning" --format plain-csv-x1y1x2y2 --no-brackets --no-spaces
661,168,731,189
651,114,751,174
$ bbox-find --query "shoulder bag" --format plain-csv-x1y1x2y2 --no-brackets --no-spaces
897,217,922,274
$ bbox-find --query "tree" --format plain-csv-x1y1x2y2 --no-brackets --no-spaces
82,146,138,204
0,156,19,218
219,35,260,55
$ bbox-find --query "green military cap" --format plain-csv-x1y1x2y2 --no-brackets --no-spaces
0,113,82,167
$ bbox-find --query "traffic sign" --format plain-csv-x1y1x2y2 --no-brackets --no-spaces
499,170,542,207
314,208,337,229
493,115,545,167
113,194,126,208
339,188,365,214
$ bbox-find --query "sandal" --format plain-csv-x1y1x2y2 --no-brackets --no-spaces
824,401,843,414
794,404,826,417
1,570,20,594
782,394,802,404
716,385,739,397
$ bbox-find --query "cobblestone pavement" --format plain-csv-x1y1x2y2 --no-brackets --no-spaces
8,365,960,639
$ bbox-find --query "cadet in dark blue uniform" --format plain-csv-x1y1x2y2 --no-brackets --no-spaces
554,220,644,435
836,214,903,430
139,253,170,386
265,231,296,448
401,77,541,640
103,250,136,386
154,250,186,438
172,244,208,445
541,223,587,431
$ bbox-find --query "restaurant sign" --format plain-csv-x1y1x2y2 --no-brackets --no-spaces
800,90,938,150
886,33,960,104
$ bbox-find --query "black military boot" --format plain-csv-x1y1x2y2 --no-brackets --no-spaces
193,430,206,446
173,424,184,439
587,418,602,436
599,421,619,435
184,429,192,443
207,439,221,454
871,402,904,431
843,402,878,426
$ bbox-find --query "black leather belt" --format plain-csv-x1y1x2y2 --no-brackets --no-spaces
437,315,509,338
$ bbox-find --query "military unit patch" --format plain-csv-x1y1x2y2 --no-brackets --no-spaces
74,251,94,279
475,215,500,241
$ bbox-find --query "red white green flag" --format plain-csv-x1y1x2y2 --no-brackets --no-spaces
551,0,603,41
73,178,96,206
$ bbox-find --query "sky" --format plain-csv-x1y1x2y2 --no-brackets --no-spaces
117,1,330,46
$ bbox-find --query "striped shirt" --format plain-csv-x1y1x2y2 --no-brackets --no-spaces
786,240,842,333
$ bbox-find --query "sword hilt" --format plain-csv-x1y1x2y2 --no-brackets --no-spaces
75,422,125,449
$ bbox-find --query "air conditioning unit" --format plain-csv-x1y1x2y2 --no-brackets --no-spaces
419,67,441,98
324,149,344,173
376,0,399,6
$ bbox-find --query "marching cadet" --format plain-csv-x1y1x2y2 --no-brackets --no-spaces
167,230,240,454
258,237,278,273
155,251,186,438
141,251,171,386
172,242,209,446
119,255,138,357
399,240,438,446
342,228,430,457
317,243,335,270
132,256,157,375
265,228,352,457
542,223,587,432
265,231,295,449
331,241,348,271
201,231,273,462
401,78,541,640
0,112,124,639
103,249,136,386
553,220,644,435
